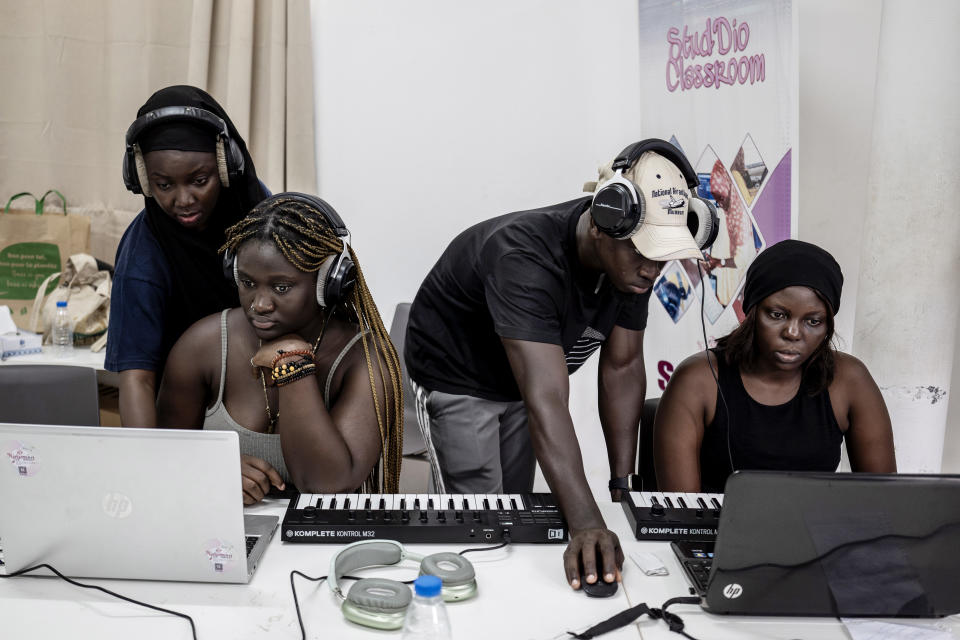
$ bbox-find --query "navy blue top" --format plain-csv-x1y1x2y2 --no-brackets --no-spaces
105,211,175,373
699,349,844,493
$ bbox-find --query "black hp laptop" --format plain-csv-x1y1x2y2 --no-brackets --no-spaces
671,471,960,617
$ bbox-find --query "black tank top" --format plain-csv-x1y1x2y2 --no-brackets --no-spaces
699,349,844,493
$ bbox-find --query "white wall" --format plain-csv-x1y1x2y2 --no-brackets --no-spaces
796,0,882,351
311,0,960,478
310,0,644,490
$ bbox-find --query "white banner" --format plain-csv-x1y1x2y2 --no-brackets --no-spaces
638,0,798,392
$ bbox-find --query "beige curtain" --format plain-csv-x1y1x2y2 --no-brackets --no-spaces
0,0,317,264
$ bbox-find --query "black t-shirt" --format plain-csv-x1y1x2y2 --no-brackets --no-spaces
406,197,651,402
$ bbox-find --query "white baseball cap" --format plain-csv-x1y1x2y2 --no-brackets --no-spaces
625,151,703,261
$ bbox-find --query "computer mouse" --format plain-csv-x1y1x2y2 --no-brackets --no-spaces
578,557,619,598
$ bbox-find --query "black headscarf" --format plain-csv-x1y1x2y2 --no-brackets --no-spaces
134,85,268,343
742,239,843,315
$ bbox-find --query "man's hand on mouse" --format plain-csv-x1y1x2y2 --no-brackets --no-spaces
563,527,624,589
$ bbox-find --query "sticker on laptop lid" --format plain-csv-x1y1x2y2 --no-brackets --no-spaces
204,539,237,573
4,441,39,477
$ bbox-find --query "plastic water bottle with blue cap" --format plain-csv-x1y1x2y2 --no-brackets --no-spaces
401,574,452,639
52,300,74,357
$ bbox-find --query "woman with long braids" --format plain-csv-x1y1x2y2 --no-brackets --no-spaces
654,240,896,493
157,193,403,503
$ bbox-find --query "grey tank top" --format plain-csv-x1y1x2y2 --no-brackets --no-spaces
203,309,366,484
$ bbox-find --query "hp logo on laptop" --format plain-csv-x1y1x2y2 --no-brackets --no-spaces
722,583,744,599
102,492,133,519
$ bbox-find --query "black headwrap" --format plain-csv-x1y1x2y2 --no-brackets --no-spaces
742,239,843,315
132,85,268,349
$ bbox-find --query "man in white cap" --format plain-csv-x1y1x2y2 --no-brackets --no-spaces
405,139,714,590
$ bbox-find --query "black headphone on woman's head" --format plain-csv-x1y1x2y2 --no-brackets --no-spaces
122,105,246,197
591,138,719,251
224,192,357,309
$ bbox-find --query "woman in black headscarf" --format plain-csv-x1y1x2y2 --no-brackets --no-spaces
106,85,269,426
653,240,896,492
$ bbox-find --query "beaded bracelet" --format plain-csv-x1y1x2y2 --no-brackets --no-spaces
271,348,315,369
271,358,317,386
275,364,316,387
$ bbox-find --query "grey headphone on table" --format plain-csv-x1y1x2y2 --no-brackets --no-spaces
328,539,477,630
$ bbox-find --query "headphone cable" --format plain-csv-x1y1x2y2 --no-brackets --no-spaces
697,261,735,480
0,563,197,639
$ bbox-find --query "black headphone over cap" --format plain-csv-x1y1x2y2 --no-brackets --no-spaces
591,138,719,252
223,192,357,309
122,105,246,196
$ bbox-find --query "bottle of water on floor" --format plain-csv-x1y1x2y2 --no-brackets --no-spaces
401,575,452,640
52,300,74,357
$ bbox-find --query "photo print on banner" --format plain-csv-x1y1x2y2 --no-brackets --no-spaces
637,0,796,391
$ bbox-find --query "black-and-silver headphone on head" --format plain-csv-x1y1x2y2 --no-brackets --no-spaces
122,105,246,197
591,138,719,252
327,539,477,630
223,192,357,309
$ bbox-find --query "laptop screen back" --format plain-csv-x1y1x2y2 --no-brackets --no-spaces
706,471,960,617
0,423,252,583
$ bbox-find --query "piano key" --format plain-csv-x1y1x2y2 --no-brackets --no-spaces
417,494,429,510
485,494,499,510
296,494,312,510
464,495,479,510
630,492,649,508
509,494,525,510
649,491,667,506
708,493,724,506
663,492,687,508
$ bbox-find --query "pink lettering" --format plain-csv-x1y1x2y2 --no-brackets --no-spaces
713,17,733,55
663,16,764,92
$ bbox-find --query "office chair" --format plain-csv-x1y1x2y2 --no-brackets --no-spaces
637,397,660,491
0,364,100,426
388,303,426,456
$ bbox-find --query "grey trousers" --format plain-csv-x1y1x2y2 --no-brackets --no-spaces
410,378,536,493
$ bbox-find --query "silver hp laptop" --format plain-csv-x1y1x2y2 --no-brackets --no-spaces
0,423,277,583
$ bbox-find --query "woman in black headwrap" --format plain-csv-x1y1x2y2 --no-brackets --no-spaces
654,240,896,492
106,85,269,426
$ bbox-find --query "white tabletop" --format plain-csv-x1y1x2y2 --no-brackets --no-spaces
0,344,106,369
1,499,958,639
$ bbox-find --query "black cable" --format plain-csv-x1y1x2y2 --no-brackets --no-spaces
564,594,702,640
0,564,197,639
660,596,703,640
289,571,326,640
698,261,735,478
458,539,510,556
